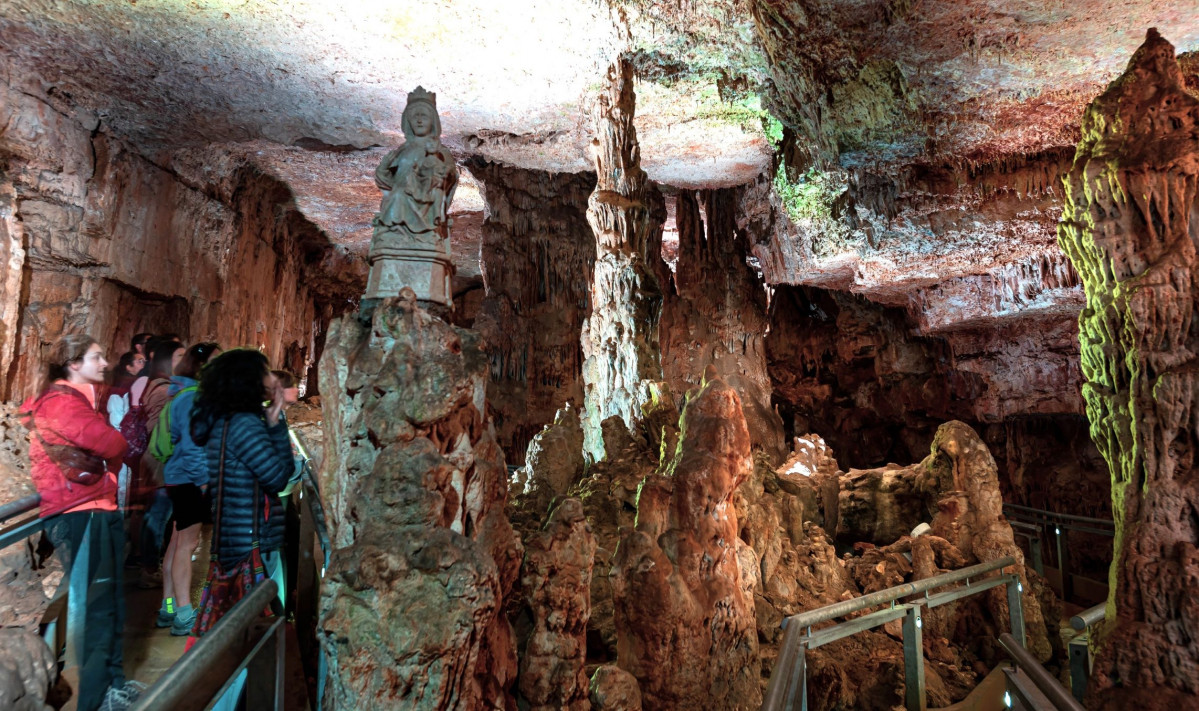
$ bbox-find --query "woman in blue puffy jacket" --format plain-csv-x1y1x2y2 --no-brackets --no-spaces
188,348,294,633
157,342,220,635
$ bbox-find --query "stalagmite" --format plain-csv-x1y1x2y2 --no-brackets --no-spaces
1057,28,1199,708
580,59,667,462
611,370,761,709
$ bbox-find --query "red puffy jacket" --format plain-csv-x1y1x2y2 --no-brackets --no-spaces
21,384,128,517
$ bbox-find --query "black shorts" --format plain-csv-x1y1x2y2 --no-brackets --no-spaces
168,483,211,529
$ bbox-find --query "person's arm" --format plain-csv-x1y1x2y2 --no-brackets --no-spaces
228,413,294,496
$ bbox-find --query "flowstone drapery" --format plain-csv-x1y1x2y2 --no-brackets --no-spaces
580,59,668,462
1057,29,1199,707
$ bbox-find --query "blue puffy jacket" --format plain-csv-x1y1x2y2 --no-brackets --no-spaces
192,410,293,563
163,376,205,487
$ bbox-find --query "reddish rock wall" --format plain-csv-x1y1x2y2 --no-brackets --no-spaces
765,284,1107,524
0,81,354,398
1057,29,1199,708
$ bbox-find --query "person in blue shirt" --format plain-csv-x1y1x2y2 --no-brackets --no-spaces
156,342,220,635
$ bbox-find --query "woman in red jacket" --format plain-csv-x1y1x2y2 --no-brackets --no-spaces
22,334,142,711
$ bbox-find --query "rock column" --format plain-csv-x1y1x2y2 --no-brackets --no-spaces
1057,29,1199,705
662,188,785,460
580,59,667,462
317,291,522,709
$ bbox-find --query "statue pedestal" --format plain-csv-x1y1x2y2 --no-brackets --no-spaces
364,247,454,306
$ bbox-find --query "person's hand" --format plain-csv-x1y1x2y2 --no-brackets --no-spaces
265,377,285,427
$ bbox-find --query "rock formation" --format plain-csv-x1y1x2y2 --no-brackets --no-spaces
1057,28,1199,708
611,371,761,709
661,189,785,460
580,59,668,462
0,629,56,711
517,497,596,710
463,160,596,463
317,291,521,709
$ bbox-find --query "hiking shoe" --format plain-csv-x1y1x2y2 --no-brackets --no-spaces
170,606,197,636
155,607,175,628
99,685,131,711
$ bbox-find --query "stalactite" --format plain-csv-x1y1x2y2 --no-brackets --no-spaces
579,59,667,462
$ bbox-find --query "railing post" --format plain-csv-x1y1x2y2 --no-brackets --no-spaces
1006,575,1026,649
1068,633,1089,702
1053,525,1072,600
902,604,926,711
1029,529,1044,576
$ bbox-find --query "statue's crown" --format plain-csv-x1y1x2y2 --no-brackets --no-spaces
407,86,437,110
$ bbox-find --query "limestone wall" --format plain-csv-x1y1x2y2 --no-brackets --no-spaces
0,81,348,398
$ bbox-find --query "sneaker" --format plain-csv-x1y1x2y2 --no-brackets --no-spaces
155,605,175,629
171,606,197,636
103,679,148,710
99,685,131,711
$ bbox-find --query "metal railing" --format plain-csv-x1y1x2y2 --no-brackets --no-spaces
763,556,1024,711
999,632,1086,711
1065,603,1105,702
130,580,285,711
1003,503,1113,602
0,493,77,665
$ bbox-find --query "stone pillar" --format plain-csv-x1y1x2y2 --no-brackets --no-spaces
317,291,522,709
661,188,785,461
518,498,596,711
1057,29,1199,705
580,59,667,462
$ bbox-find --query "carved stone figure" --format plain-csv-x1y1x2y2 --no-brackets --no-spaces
365,86,458,305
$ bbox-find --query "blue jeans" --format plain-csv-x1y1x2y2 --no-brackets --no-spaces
140,488,173,569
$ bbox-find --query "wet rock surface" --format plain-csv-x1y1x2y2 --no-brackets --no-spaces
1057,29,1199,708
317,292,521,709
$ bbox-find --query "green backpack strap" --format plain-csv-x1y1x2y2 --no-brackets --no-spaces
149,385,198,463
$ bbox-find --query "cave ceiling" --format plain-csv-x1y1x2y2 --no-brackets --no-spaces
2,0,1198,329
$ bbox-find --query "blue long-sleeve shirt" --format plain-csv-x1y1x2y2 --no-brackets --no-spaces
163,376,205,487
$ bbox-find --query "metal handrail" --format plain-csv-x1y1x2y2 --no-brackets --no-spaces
999,633,1086,711
130,580,282,711
782,556,1016,630
0,494,40,523
1003,503,1114,528
765,556,1024,711
1070,603,1105,631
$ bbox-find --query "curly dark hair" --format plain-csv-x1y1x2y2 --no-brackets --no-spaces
190,348,269,445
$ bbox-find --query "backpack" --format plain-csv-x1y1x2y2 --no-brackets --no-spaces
119,403,149,460
148,385,197,464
